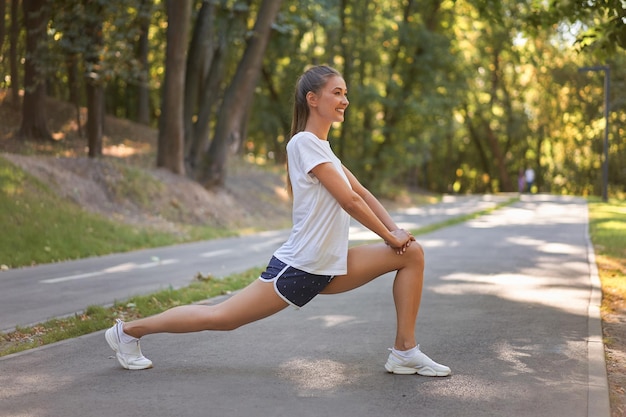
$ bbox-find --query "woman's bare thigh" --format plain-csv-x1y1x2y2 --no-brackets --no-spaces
321,242,422,294
213,279,290,329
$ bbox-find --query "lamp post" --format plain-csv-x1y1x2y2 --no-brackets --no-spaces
579,65,610,202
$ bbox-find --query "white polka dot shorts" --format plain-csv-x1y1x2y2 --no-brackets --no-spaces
259,256,334,308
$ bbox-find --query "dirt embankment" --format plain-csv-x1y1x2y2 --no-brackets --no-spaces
0,90,292,235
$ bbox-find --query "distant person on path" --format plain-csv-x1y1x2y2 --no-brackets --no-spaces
105,65,450,377
525,167,535,193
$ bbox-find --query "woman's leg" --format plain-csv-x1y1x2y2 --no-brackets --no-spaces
321,242,425,351
123,279,289,338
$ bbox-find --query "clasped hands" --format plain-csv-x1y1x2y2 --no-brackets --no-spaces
385,229,415,255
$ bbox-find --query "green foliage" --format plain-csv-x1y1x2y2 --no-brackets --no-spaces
0,156,227,268
3,0,625,197
48,0,150,84
526,0,626,58
588,197,626,260
234,0,625,197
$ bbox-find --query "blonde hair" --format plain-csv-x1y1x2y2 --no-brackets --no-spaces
286,65,342,197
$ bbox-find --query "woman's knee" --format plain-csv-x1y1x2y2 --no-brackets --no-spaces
405,241,425,268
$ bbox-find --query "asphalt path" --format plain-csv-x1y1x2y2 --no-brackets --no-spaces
0,194,510,332
0,195,610,417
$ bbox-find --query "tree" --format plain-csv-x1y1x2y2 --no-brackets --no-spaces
45,0,157,153
156,0,191,175
18,0,52,141
4,0,623,197
327,0,460,194
0,0,6,55
136,0,153,125
198,0,283,188
83,0,105,157
529,0,626,57
9,0,20,108
183,0,221,172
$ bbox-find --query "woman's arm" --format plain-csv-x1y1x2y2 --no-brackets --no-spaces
341,165,399,232
310,162,412,252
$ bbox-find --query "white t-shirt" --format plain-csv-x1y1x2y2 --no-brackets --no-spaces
273,131,351,275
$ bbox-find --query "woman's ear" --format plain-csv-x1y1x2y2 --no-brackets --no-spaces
306,91,317,107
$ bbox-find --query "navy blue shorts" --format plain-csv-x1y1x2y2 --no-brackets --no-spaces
259,256,334,308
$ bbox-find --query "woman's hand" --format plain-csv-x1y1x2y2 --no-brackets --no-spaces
385,229,415,255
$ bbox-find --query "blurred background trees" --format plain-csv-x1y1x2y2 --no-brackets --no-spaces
1,0,624,197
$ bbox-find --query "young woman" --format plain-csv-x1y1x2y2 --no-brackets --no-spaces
105,65,450,377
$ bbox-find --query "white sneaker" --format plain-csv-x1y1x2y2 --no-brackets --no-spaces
384,345,450,376
105,319,153,370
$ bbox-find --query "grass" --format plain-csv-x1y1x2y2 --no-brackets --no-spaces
0,156,230,268
588,197,626,260
0,267,262,357
588,197,626,317
587,198,626,417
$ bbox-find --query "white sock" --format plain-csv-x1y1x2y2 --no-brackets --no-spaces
392,346,418,360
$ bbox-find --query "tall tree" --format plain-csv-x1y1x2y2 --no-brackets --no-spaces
0,0,6,54
136,0,153,125
9,0,20,108
183,0,218,172
157,0,191,175
198,0,283,188
46,0,157,150
442,0,532,193
83,0,104,157
244,0,320,165
18,0,52,141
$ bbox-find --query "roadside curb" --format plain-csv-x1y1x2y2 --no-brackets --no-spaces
584,203,611,417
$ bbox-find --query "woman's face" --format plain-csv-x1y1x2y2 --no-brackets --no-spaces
310,75,349,123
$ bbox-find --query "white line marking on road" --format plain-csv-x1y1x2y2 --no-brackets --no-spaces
199,249,232,258
249,237,285,252
39,259,180,284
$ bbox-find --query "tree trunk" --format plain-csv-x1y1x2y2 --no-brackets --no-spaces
260,65,289,163
9,0,19,108
200,0,283,188
0,0,6,54
463,104,492,192
336,0,350,160
66,53,83,137
482,120,511,192
86,80,103,157
188,46,225,172
184,0,215,164
136,0,152,125
157,0,191,175
83,0,104,157
18,0,52,141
